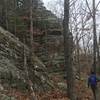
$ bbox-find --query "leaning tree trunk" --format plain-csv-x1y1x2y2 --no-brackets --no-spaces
63,0,75,100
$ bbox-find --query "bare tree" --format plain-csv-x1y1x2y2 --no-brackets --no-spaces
92,0,97,73
63,0,75,99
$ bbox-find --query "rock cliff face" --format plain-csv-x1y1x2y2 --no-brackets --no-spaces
0,26,25,79
0,27,53,91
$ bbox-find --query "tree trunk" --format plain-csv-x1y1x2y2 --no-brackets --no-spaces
97,43,100,72
14,0,17,35
29,0,38,100
76,36,81,78
5,0,8,30
97,35,100,73
63,0,75,100
23,38,38,100
92,0,97,73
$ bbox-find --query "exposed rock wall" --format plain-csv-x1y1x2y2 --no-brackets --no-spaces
0,27,26,78
0,27,53,91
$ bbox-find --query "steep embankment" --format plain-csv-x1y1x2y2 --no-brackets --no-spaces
0,26,53,91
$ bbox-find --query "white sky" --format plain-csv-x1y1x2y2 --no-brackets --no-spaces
42,0,100,21
42,0,100,37
43,0,100,9
42,0,50,6
42,0,51,9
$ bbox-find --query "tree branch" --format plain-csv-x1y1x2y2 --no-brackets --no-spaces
85,0,93,17
96,1,100,10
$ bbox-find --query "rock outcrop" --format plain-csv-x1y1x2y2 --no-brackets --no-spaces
0,27,53,91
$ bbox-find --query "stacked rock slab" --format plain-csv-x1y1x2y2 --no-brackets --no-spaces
0,27,53,91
